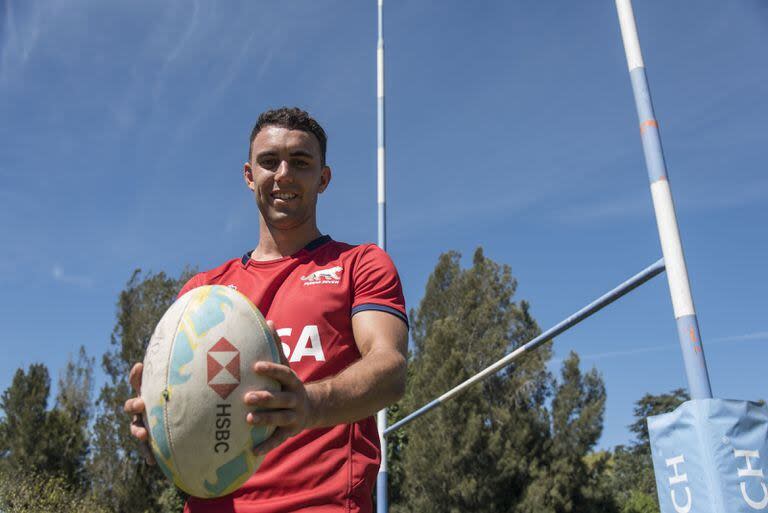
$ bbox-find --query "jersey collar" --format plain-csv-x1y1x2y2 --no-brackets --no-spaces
240,235,332,265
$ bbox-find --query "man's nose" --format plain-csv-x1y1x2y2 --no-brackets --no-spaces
274,160,294,183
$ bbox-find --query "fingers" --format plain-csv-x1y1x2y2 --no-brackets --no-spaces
130,416,149,441
133,424,156,465
252,361,302,390
124,396,146,415
129,362,143,394
125,396,153,464
244,390,297,409
130,413,156,466
246,409,297,427
127,362,154,465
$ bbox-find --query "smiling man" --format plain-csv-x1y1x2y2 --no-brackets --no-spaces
124,107,409,513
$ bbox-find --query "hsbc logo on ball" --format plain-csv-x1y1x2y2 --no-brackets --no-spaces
207,338,240,399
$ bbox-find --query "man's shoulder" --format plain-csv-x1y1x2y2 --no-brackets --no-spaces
179,257,244,295
199,256,245,282
321,239,382,259
315,240,400,283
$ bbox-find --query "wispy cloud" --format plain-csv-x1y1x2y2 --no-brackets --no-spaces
164,1,200,64
52,264,93,288
548,344,669,368
1,1,38,86
712,331,768,343
151,0,202,100
0,0,72,87
554,178,768,226
171,27,264,143
553,194,651,224
547,329,766,368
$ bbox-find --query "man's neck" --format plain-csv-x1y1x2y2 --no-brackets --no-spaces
251,219,323,261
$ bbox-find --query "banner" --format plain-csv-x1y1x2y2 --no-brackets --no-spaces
648,399,768,513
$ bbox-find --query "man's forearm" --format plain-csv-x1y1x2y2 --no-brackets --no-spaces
305,348,406,429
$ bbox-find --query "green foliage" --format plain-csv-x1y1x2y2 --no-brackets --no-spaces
53,346,95,487
0,269,191,512
391,249,550,513
89,268,193,513
0,352,93,489
611,388,688,509
620,490,659,513
0,364,52,475
0,468,109,513
519,352,612,513
389,249,610,513
629,389,689,448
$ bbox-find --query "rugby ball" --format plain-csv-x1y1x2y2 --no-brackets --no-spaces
141,285,282,498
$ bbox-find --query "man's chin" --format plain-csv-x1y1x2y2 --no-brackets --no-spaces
264,214,310,231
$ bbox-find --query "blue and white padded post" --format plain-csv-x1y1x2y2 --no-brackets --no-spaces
615,0,712,400
616,3,768,513
375,0,389,512
648,399,768,513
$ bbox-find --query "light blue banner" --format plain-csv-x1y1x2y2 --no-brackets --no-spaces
648,399,768,513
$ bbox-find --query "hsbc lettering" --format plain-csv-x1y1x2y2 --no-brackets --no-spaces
665,454,692,513
276,325,326,362
735,449,768,510
214,403,231,453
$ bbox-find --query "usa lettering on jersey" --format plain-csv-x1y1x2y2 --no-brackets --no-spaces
276,325,326,362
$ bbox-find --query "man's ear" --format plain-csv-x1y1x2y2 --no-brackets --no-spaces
244,162,255,191
319,166,332,193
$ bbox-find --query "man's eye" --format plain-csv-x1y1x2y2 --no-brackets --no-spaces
260,159,278,169
292,159,310,168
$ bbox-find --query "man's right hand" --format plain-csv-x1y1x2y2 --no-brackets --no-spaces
124,362,155,465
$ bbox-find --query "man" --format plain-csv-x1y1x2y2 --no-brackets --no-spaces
124,107,409,512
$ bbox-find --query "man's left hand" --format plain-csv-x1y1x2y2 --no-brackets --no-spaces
244,321,317,457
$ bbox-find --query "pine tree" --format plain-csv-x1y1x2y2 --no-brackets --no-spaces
89,268,193,513
518,352,613,513
611,388,689,511
0,364,52,474
50,346,95,488
0,352,93,490
390,249,552,513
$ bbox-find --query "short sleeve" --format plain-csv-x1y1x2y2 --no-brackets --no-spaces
351,245,408,328
177,273,206,299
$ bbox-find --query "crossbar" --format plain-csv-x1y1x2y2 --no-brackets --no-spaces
384,258,666,436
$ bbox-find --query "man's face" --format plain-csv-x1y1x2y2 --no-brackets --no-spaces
244,126,331,231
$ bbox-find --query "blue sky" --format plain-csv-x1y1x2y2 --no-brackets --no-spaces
1,0,766,450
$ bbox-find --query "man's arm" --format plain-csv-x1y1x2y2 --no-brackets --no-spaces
245,311,408,456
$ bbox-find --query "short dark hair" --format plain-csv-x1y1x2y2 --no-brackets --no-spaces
249,107,328,165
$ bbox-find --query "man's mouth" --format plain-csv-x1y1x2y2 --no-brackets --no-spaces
271,192,298,201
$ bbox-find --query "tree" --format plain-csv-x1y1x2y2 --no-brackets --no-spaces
518,352,614,513
89,268,193,513
0,364,52,475
50,346,95,487
0,349,94,490
611,388,689,511
390,249,552,513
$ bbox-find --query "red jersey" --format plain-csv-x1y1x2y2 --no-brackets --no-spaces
181,236,407,513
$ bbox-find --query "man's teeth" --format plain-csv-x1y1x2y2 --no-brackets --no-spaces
273,193,297,200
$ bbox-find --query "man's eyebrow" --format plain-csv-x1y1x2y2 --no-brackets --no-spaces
255,150,278,158
289,150,315,159
254,149,316,160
